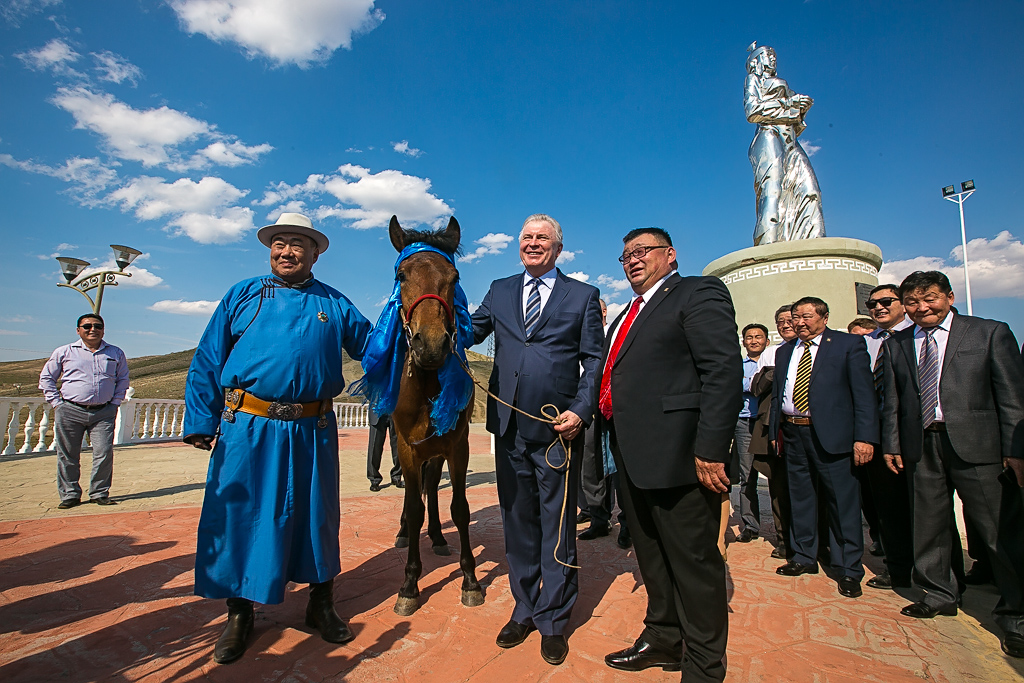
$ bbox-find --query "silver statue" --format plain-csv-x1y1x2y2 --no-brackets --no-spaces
745,42,825,245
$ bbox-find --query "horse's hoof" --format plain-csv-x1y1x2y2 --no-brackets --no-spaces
432,544,451,556
394,536,409,549
394,596,418,616
461,589,484,608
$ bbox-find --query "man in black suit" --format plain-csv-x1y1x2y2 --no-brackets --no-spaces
366,405,402,492
599,227,741,682
471,213,604,666
769,296,878,598
881,270,1024,658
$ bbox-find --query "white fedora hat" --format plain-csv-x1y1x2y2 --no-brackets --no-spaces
257,213,329,253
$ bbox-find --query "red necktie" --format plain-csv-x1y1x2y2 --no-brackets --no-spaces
599,297,643,420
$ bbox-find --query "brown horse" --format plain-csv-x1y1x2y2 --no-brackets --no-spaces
387,215,483,616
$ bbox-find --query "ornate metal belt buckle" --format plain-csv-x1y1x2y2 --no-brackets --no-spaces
222,408,236,423
268,402,303,421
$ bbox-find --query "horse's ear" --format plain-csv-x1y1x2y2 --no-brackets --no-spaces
389,215,406,252
444,216,461,250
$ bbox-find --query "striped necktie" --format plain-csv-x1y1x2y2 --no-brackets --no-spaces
919,328,940,428
873,329,892,399
792,340,814,413
524,278,541,337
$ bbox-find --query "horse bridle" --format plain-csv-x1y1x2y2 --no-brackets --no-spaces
401,293,457,352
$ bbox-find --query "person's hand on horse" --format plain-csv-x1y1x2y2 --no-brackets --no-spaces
553,410,583,441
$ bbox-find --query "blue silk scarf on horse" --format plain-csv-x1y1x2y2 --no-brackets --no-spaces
350,243,474,435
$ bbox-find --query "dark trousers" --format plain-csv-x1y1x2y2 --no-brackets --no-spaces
494,414,580,636
864,448,914,582
610,425,727,683
782,422,864,579
366,419,401,486
579,421,610,525
907,429,1024,634
751,449,791,553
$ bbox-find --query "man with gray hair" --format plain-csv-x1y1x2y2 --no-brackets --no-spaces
472,213,604,665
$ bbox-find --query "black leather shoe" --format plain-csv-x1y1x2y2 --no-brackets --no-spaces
1002,632,1024,658
776,561,818,576
770,545,787,560
605,638,681,672
576,511,591,525
737,528,759,543
213,598,254,664
369,482,381,492
496,619,534,648
305,580,354,643
963,563,994,586
540,635,568,665
57,499,81,509
838,576,862,598
578,525,610,540
868,540,885,557
92,497,117,506
392,479,405,489
900,601,957,619
866,571,893,590
616,526,632,549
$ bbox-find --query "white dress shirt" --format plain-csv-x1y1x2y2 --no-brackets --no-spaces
781,333,822,417
913,310,954,423
865,315,913,367
606,271,676,347
522,267,557,322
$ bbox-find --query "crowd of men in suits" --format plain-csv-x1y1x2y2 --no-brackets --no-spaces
727,272,1024,661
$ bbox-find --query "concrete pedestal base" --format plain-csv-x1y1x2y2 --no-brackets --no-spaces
702,237,883,342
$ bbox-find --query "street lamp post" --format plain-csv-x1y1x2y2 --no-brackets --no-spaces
55,244,142,315
941,180,975,316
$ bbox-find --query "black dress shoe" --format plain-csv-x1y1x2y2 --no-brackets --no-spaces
496,619,534,648
92,497,116,506
369,482,381,492
306,579,354,644
578,525,610,541
540,635,568,665
392,479,405,489
737,528,759,543
900,601,957,619
776,561,818,576
770,545,787,560
866,571,893,590
214,598,254,664
868,540,885,557
576,511,591,525
963,563,994,586
838,576,862,598
605,638,682,672
57,499,81,509
1002,632,1024,658
616,527,632,549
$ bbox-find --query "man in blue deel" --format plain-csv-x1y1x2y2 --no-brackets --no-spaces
183,213,371,665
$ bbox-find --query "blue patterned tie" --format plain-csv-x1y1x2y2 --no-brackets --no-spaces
524,278,541,337
918,328,939,428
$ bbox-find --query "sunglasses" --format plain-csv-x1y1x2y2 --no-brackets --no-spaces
865,297,899,309
79,324,104,330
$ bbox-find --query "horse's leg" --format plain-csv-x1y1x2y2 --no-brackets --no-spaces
395,460,425,616
448,436,483,607
423,458,449,556
395,501,410,548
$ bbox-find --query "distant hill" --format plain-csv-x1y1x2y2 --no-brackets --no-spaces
0,348,494,421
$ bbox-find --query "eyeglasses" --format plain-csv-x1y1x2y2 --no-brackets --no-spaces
79,324,104,330
618,245,669,263
865,297,899,309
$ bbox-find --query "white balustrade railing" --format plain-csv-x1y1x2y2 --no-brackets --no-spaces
1,393,372,454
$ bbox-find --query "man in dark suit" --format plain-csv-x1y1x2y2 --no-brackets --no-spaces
599,227,741,682
366,405,402,492
471,213,604,666
882,270,1024,658
769,296,878,599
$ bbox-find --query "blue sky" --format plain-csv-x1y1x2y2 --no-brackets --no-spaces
2,0,1023,362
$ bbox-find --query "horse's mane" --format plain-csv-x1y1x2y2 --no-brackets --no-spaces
403,228,462,257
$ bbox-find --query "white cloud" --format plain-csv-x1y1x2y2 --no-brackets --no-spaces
0,153,119,204
0,329,29,336
169,206,256,244
184,140,274,169
566,271,589,283
257,164,452,230
78,256,164,288
606,302,627,321
461,232,514,263
2,0,62,25
107,175,247,219
392,140,422,157
149,299,219,316
596,274,630,292
36,242,78,260
169,0,385,68
91,51,142,85
0,315,36,323
801,139,821,156
467,303,479,314
16,38,80,72
556,249,576,263
879,231,1024,300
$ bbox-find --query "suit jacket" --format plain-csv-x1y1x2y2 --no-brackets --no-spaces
769,328,879,454
471,269,604,444
599,273,742,489
881,313,1024,464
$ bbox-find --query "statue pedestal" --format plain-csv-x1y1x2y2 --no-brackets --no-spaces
702,237,883,342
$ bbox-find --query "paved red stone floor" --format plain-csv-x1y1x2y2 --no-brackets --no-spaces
2,483,1022,681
